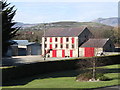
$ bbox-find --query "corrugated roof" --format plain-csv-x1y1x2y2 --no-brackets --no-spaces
44,27,87,37
13,40,29,46
80,38,109,47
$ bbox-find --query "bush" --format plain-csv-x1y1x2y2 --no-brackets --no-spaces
76,72,110,81
98,76,110,81
76,72,92,81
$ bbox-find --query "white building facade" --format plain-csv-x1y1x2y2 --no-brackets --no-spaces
42,27,93,57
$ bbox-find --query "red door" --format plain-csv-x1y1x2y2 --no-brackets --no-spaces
84,47,94,57
70,50,73,57
52,50,57,57
62,50,65,57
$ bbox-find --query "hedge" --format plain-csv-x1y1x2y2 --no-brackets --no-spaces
2,54,120,84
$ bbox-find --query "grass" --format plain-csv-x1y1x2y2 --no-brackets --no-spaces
2,64,120,89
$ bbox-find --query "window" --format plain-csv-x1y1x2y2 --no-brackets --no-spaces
61,44,63,48
60,38,63,43
66,38,69,42
45,38,47,42
72,45,74,48
45,44,47,48
66,44,69,48
55,38,57,42
72,37,74,43
50,44,52,49
55,44,58,48
50,38,52,42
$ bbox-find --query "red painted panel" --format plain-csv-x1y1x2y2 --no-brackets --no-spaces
84,47,94,57
52,50,57,57
50,38,52,42
70,50,73,57
60,38,63,43
72,37,74,43
62,50,65,57
50,44,52,49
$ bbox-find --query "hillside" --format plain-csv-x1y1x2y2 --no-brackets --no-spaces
20,21,113,31
13,22,38,29
92,17,120,27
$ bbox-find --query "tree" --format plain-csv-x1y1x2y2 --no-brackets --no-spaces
1,0,20,56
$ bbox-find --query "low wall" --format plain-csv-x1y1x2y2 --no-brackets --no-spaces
2,55,120,83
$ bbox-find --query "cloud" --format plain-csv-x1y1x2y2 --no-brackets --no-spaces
8,0,119,2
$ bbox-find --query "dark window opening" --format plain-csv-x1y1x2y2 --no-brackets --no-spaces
55,38,57,42
45,44,47,48
55,44,58,48
61,44,63,48
66,44,69,48
45,38,47,42
72,45,74,48
66,38,69,42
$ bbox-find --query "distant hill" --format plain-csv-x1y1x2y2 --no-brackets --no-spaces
13,22,38,28
20,21,113,31
92,17,120,27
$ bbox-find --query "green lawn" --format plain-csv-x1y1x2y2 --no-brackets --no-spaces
2,64,120,89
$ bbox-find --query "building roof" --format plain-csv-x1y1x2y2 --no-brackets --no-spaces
13,40,40,46
44,27,87,37
13,40,29,46
80,38,109,47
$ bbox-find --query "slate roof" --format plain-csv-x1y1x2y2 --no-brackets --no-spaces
44,27,87,37
80,38,109,47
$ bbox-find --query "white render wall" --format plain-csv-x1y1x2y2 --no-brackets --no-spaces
94,48,103,56
79,47,84,57
42,37,79,57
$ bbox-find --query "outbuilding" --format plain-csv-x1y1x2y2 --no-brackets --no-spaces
27,42,42,55
79,38,115,57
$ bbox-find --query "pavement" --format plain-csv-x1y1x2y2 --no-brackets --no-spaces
1,55,76,66
93,85,120,90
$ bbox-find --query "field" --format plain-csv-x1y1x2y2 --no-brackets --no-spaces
2,64,120,89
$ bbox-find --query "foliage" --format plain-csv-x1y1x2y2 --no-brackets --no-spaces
98,75,110,81
76,72,110,81
2,0,20,56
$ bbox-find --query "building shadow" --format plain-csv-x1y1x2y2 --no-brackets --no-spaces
2,67,120,87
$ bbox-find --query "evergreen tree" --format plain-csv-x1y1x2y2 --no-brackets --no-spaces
1,0,20,56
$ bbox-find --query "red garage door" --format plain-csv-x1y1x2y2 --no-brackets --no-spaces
85,47,94,57
52,50,57,57
62,50,65,57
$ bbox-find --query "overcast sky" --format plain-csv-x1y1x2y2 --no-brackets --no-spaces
8,0,119,24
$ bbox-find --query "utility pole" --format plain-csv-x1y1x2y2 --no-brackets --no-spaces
44,23,46,60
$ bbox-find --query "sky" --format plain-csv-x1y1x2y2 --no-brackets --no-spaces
8,0,119,24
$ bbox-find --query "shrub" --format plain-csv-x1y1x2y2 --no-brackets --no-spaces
76,72,92,81
98,76,110,81
76,72,110,81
